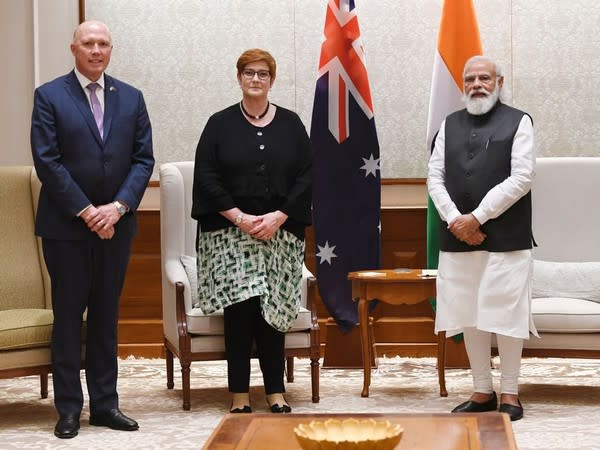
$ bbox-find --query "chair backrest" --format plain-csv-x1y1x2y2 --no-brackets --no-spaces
532,157,600,262
159,161,198,320
159,161,312,316
0,166,47,311
159,161,197,262
29,168,52,308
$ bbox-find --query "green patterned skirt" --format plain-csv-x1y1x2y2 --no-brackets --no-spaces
197,227,305,332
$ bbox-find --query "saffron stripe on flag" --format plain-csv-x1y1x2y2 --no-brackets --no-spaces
426,0,483,270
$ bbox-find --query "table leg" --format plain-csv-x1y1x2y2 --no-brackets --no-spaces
437,330,448,397
358,298,370,397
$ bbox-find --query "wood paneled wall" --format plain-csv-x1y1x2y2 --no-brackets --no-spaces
118,205,467,365
118,209,163,358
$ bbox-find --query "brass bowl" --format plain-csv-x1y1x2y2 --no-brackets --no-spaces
294,418,403,450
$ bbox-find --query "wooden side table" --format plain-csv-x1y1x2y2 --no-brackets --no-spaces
348,269,447,398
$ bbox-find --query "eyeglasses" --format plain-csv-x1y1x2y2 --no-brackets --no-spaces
241,69,271,80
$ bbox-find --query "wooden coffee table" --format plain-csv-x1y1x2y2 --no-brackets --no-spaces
202,413,517,449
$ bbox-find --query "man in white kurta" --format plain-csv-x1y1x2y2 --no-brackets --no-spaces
427,56,537,422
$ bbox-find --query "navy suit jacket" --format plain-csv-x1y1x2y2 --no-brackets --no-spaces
31,70,154,240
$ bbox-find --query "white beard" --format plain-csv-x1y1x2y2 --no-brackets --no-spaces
464,84,500,115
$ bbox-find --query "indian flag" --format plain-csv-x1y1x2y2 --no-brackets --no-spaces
426,0,483,270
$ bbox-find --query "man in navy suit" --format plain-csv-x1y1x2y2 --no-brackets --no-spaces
30,20,154,439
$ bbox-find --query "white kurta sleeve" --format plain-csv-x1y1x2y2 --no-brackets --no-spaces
471,115,535,225
427,121,462,225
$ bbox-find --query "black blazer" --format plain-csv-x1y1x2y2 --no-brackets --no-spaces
192,103,313,239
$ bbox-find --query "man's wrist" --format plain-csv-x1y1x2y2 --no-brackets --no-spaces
78,204,93,218
113,201,127,217
471,210,484,226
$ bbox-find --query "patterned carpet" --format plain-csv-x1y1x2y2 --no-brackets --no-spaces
1,356,599,449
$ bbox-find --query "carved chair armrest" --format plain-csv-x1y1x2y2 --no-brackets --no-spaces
306,275,319,328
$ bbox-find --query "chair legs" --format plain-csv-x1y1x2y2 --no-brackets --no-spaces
166,347,174,389
287,356,320,403
40,372,48,399
310,356,320,403
167,350,319,410
286,356,294,383
181,362,191,411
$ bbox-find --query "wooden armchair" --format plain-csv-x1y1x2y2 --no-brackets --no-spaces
159,161,320,410
0,166,54,398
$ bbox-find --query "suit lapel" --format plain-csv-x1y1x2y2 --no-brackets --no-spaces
103,75,118,144
64,71,103,147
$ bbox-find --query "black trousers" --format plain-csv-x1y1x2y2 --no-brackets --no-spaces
42,232,132,417
224,296,285,394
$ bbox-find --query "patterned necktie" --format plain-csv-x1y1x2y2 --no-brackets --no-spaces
87,83,104,138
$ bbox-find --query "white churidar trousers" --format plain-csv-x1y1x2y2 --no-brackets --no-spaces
435,249,538,395
463,327,523,394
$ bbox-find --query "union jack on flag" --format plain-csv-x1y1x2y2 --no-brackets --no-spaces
318,0,374,143
311,0,381,331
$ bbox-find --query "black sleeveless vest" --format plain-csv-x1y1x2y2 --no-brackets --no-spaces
440,101,533,252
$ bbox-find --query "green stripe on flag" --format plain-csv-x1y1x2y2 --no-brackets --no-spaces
426,195,440,270
426,195,440,312
426,195,463,342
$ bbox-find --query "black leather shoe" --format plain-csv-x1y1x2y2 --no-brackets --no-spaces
499,399,523,421
89,409,139,431
54,415,80,439
269,403,292,413
230,405,252,413
451,391,497,413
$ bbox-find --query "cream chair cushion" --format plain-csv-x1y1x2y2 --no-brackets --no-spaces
180,253,313,335
532,298,600,333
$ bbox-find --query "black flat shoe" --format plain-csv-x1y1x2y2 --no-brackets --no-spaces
89,408,139,431
230,405,252,413
451,391,497,413
269,403,292,413
54,414,80,439
499,400,523,421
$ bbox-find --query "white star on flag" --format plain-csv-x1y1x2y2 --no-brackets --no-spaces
316,241,338,265
360,153,380,177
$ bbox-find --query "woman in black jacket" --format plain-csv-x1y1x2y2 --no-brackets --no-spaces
191,48,313,414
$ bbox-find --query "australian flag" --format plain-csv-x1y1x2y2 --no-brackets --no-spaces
310,0,381,332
